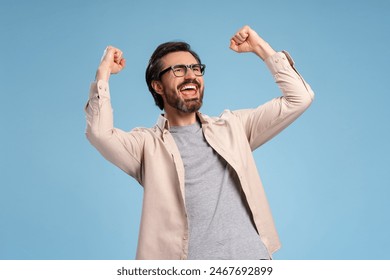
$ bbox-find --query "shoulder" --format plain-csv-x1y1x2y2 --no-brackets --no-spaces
212,109,255,123
197,110,246,130
130,126,161,137
198,110,239,123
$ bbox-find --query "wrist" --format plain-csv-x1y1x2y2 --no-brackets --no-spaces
253,41,276,61
95,64,111,82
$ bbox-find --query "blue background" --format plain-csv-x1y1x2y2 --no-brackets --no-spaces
1,0,389,260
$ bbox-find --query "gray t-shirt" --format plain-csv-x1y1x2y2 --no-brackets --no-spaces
170,120,270,260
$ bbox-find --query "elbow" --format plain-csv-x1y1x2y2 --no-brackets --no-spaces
303,82,315,106
302,90,314,109
85,127,112,148
85,129,100,148
294,76,315,110
286,88,314,114
297,85,315,111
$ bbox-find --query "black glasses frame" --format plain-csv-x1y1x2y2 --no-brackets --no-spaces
158,64,206,78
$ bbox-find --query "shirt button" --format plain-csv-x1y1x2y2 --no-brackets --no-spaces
183,235,187,240
275,59,279,63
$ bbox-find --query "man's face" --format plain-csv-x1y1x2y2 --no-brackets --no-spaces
158,51,204,113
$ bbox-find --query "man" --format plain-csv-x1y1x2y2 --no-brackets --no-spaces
85,25,314,260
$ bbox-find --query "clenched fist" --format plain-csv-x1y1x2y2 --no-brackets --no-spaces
96,46,126,82
229,25,276,60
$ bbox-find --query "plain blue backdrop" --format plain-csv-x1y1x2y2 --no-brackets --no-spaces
1,0,389,259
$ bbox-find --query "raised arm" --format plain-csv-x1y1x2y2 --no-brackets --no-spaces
229,26,314,150
85,47,144,181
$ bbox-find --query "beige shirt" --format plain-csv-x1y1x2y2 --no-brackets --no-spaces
85,51,314,259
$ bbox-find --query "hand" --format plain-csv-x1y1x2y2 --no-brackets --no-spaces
96,46,126,81
229,25,276,60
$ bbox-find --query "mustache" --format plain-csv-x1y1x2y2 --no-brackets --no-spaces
177,79,201,89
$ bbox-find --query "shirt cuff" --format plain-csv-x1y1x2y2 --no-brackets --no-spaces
88,80,110,100
264,51,295,75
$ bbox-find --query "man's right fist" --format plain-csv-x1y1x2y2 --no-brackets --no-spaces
96,46,126,81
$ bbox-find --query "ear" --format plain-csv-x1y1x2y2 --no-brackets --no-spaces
151,80,164,95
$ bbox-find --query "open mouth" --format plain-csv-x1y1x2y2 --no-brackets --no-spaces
178,83,199,96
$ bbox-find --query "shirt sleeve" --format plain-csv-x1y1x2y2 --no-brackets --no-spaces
233,51,315,150
84,80,144,182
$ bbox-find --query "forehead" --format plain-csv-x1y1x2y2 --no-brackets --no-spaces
161,51,198,67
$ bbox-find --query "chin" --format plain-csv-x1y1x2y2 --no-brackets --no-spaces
184,101,202,113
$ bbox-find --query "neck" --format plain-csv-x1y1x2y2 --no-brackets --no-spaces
163,107,197,126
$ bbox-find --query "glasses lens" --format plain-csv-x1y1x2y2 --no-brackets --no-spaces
191,64,203,76
172,65,187,77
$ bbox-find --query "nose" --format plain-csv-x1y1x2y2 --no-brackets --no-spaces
184,65,196,79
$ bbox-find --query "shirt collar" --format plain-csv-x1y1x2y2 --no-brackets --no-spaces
156,114,169,132
156,112,210,132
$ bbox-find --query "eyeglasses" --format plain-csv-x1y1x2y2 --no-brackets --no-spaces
159,64,206,78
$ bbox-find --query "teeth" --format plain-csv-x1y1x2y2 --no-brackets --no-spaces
181,85,196,90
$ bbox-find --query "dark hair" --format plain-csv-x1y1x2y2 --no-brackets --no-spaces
145,42,202,110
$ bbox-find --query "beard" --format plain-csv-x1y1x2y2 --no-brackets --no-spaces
164,84,204,113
